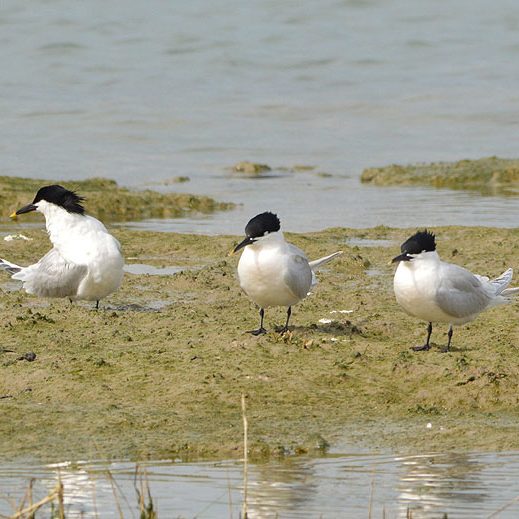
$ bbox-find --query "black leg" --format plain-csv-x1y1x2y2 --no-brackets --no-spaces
279,306,292,334
412,322,432,351
249,308,267,335
442,325,453,353
95,300,100,310
69,298,73,305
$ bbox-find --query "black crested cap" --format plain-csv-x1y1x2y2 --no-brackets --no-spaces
245,211,281,238
401,229,436,254
33,185,85,215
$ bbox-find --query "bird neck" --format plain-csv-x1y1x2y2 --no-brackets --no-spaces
256,231,285,248
421,250,440,262
41,204,85,242
402,250,440,271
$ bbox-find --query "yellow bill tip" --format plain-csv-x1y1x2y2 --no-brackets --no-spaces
227,248,236,257
9,212,17,220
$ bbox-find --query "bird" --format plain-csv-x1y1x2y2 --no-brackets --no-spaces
392,229,519,352
231,211,342,335
1,184,124,308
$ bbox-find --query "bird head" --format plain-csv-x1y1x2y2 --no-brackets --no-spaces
231,211,281,254
392,229,436,263
10,185,85,219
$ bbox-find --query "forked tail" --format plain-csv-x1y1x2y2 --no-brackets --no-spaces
0,258,22,275
491,268,519,297
501,287,519,297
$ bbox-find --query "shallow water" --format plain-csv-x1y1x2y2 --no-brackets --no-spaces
2,2,519,515
123,263,186,276
2,451,519,518
117,180,519,234
2,0,519,233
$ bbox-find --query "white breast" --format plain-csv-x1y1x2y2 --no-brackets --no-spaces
393,260,453,323
237,242,307,308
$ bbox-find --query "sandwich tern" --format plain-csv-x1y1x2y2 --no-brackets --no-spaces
392,230,518,351
232,212,342,334
1,185,124,308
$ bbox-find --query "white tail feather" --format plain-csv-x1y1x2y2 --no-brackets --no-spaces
0,258,22,275
309,251,343,271
484,267,519,298
309,251,342,289
490,267,514,295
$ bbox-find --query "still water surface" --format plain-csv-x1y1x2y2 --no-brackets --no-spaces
2,0,519,232
2,451,519,518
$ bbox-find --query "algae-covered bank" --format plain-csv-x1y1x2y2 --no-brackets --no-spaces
361,156,519,195
1,226,519,462
0,175,233,221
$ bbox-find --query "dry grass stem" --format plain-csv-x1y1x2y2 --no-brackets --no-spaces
241,393,248,519
10,482,62,519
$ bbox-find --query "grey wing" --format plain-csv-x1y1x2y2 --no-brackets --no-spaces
283,252,313,300
287,243,309,261
13,248,87,298
435,263,492,318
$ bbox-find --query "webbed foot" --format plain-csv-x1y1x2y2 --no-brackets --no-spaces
249,327,267,336
411,343,431,351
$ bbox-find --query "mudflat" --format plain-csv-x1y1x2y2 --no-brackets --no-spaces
1,225,518,461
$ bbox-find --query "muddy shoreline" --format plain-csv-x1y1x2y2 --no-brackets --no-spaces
1,224,518,462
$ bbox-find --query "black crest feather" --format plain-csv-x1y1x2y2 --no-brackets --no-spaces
33,185,85,215
245,212,281,238
401,229,436,254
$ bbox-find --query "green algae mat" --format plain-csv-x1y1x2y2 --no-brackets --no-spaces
1,225,519,461
0,176,233,221
361,156,519,195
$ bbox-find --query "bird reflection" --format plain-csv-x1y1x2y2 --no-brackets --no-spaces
45,461,118,517
245,458,319,517
396,453,487,517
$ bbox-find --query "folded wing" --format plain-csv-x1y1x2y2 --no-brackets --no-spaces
13,248,87,298
435,263,493,319
283,253,313,300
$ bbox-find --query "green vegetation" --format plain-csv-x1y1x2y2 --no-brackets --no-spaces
1,225,519,462
361,156,519,195
0,175,233,221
